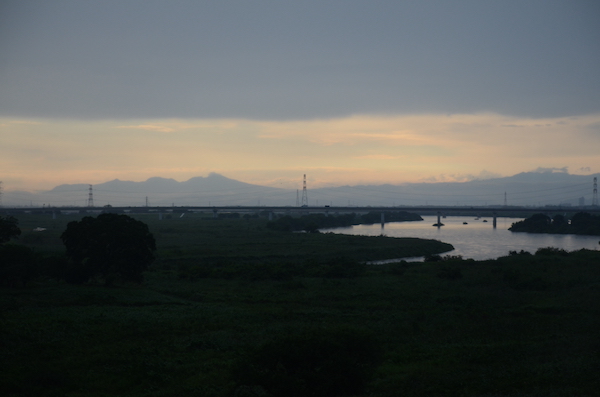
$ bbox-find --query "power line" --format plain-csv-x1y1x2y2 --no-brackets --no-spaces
8,178,597,207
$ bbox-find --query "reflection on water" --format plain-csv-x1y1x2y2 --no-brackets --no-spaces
322,216,600,261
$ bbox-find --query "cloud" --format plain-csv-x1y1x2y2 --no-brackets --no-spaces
1,2,599,120
420,174,471,183
354,154,400,160
473,170,502,180
420,170,502,183
2,112,600,191
9,120,43,125
117,124,176,133
531,167,569,174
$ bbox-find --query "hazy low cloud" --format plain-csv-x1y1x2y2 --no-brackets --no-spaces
531,167,569,174
473,170,502,180
420,170,502,183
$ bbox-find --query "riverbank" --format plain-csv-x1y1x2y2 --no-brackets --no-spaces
509,212,600,235
2,246,599,396
322,215,600,261
265,210,423,232
4,213,600,396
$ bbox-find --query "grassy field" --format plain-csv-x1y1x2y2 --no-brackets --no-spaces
1,212,599,396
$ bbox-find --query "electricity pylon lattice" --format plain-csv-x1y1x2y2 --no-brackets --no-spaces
87,185,94,207
301,174,308,206
593,177,598,207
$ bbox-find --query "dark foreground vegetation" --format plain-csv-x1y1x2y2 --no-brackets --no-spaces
510,211,600,235
1,212,599,396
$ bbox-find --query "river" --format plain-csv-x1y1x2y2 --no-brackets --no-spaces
321,215,600,261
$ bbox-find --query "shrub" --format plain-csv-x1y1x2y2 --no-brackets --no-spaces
38,253,69,282
424,254,442,262
306,257,366,278
535,247,569,256
387,261,408,275
509,250,532,256
441,255,464,261
437,266,463,280
233,327,382,397
0,244,38,287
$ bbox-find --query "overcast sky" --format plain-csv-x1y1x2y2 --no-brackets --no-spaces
1,0,599,191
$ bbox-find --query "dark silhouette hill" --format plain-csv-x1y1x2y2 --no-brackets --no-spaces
41,173,292,207
311,171,599,207
3,171,598,207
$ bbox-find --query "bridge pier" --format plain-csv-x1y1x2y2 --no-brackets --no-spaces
437,211,442,227
212,208,218,218
493,212,497,228
381,212,385,228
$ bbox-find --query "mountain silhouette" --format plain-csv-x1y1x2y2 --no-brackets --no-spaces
3,171,599,207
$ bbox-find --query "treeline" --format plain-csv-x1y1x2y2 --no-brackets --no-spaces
266,211,422,232
0,214,156,287
0,216,36,286
509,212,600,235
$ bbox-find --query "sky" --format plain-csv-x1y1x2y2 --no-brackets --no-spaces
1,0,599,192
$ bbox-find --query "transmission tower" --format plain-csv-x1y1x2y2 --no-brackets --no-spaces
301,174,308,206
87,184,94,207
593,177,598,207
504,192,507,207
296,189,300,206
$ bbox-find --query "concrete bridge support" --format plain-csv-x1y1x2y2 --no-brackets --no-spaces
381,212,385,228
493,212,497,228
212,208,218,218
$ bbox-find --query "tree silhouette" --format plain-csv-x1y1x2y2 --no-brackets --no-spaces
0,216,21,244
61,213,156,284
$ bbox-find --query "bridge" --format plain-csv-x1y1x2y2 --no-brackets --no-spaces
4,205,600,228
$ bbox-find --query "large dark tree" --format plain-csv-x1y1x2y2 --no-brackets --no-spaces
61,213,156,284
0,243,37,287
0,216,37,287
0,215,21,244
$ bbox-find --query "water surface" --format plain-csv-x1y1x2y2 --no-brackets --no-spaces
322,216,600,261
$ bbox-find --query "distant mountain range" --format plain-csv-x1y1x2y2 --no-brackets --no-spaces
3,171,599,208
